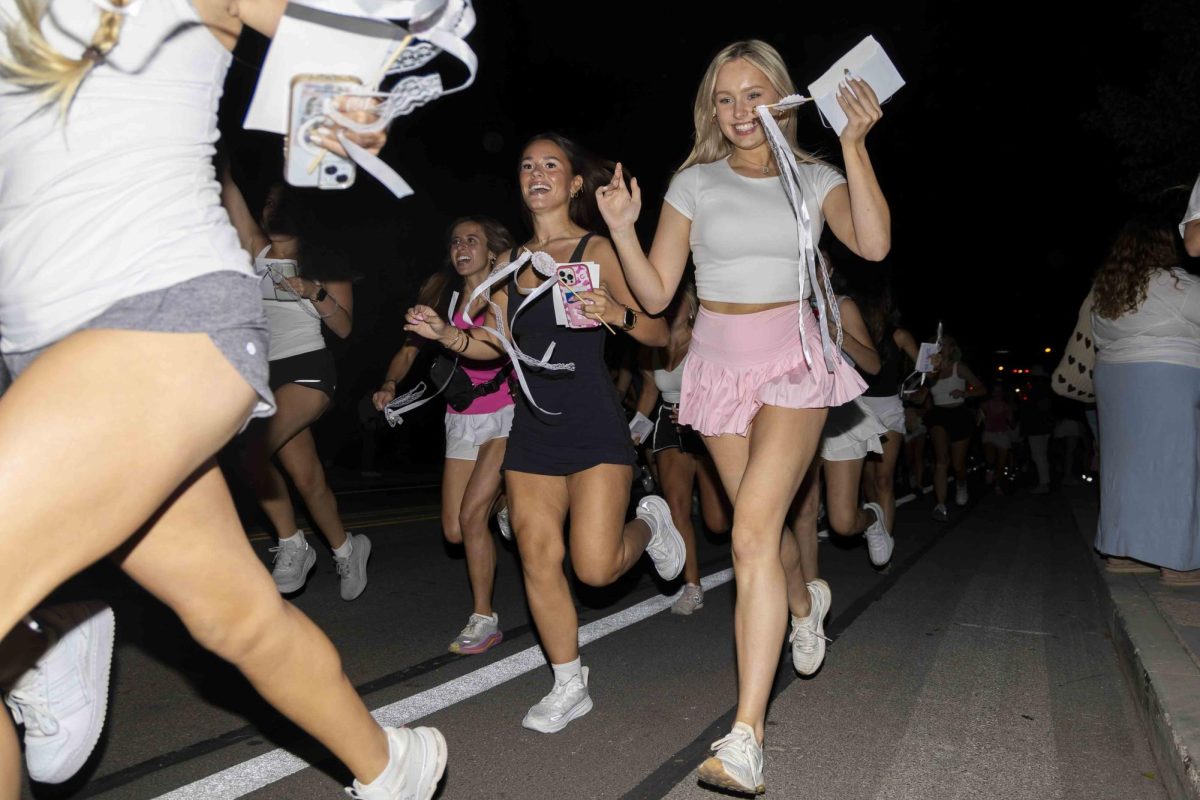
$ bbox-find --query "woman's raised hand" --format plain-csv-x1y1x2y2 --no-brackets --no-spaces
596,163,641,233
404,304,449,342
837,77,883,146
312,96,388,157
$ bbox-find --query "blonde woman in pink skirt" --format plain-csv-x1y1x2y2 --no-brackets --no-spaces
598,40,889,795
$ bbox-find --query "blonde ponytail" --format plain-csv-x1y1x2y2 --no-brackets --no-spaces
1,0,130,117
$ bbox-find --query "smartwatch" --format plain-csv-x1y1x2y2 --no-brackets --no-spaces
314,286,329,303
620,305,637,331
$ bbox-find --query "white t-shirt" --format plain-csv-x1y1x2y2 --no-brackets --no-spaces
664,157,845,304
254,250,326,361
1092,269,1200,369
654,361,685,405
0,0,254,354
1180,173,1200,239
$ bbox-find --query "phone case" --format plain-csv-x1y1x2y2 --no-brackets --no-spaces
556,263,599,329
285,75,360,190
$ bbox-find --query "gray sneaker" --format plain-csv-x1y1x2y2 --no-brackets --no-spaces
637,495,685,580
671,584,704,615
270,534,316,593
448,613,503,655
334,533,371,601
521,668,592,733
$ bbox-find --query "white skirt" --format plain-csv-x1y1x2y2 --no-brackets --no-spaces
445,405,514,461
820,397,889,462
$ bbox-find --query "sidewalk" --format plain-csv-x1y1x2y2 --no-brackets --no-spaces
1065,487,1200,800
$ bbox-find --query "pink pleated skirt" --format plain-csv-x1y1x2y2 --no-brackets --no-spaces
679,303,867,437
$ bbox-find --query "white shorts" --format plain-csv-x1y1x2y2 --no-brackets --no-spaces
820,397,889,462
445,405,514,461
982,430,1013,449
859,394,906,435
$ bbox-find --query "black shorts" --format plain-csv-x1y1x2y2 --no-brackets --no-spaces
268,348,337,400
925,404,975,442
651,402,706,456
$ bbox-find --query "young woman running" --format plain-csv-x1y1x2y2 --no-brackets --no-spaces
221,174,369,600
597,39,889,795
639,282,732,615
926,336,987,520
373,216,516,654
405,133,682,734
0,3,443,798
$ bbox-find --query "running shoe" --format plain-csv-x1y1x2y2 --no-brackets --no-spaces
521,668,592,733
955,484,969,506
335,533,372,601
861,502,894,566
637,495,685,580
5,603,115,784
345,725,447,800
790,579,831,676
670,584,704,616
931,504,949,522
698,722,765,795
270,533,316,593
448,613,503,655
496,506,513,541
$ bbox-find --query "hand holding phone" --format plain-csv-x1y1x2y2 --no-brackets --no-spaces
285,75,362,190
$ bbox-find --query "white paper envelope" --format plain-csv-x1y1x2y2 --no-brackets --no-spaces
914,322,944,373
245,4,406,134
807,35,904,136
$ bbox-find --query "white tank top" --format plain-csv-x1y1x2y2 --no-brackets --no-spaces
654,360,686,405
254,247,325,361
0,0,253,353
931,363,966,408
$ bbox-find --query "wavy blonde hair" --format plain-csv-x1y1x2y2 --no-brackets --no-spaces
679,40,827,172
1,0,131,117
1092,216,1179,320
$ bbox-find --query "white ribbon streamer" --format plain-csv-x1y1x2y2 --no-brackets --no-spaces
755,104,843,372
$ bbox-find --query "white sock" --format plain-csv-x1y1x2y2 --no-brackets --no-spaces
280,530,306,547
332,533,354,559
551,657,582,685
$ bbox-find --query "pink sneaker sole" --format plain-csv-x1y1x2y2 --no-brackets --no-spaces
451,631,503,655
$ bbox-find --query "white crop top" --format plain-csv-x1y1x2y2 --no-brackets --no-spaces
663,157,846,304
654,360,686,404
0,0,253,354
255,248,325,361
930,363,966,408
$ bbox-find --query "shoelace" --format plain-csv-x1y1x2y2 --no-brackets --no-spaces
5,668,57,736
458,616,489,639
709,729,760,776
789,615,832,654
335,555,353,578
535,676,582,716
269,543,302,569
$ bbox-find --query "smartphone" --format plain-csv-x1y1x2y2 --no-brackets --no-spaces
285,74,360,190
557,263,599,329
259,258,301,302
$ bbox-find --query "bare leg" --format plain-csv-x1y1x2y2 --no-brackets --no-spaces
823,458,872,536
506,472,574,663
276,426,347,550
458,438,507,616
864,431,903,531
696,455,732,535
705,405,827,741
657,447,701,585
931,426,951,506
565,464,648,588
441,457,473,546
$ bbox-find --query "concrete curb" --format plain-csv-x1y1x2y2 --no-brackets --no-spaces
1066,488,1200,800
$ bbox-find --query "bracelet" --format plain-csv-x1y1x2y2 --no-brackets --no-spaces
317,299,341,319
455,329,473,353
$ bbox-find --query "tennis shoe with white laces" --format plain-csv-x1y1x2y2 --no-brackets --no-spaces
521,668,592,733
697,722,764,795
790,579,831,676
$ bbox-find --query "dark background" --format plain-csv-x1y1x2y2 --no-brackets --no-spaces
218,0,1200,467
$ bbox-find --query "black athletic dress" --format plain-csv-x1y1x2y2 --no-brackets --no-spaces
500,234,637,476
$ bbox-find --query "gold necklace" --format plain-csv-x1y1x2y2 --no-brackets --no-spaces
732,156,772,176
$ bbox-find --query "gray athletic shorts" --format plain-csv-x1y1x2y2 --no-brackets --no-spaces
1,271,275,423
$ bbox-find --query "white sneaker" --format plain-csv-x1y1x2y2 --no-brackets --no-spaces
955,484,969,506
670,584,704,616
861,502,894,566
5,603,115,784
521,668,592,733
697,722,764,795
637,495,685,580
345,725,447,800
270,533,316,593
496,506,513,541
448,613,503,655
790,579,831,676
335,533,371,601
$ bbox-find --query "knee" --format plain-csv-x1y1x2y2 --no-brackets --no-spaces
873,470,893,496
730,522,781,565
442,513,463,545
518,527,566,582
573,559,620,588
290,464,328,499
664,491,692,530
828,506,860,537
458,499,490,539
183,594,290,666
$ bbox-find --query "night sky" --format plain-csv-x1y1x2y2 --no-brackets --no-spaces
219,0,1200,426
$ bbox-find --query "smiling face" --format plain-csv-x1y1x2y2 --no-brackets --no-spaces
519,139,583,213
448,221,493,278
712,58,782,153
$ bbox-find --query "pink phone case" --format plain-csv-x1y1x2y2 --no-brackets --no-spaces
558,263,599,329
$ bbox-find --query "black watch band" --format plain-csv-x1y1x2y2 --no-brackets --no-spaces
314,287,329,303
621,306,637,331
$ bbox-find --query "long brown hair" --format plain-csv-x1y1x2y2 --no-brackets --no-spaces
1092,216,1180,320
417,216,515,311
519,132,614,235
